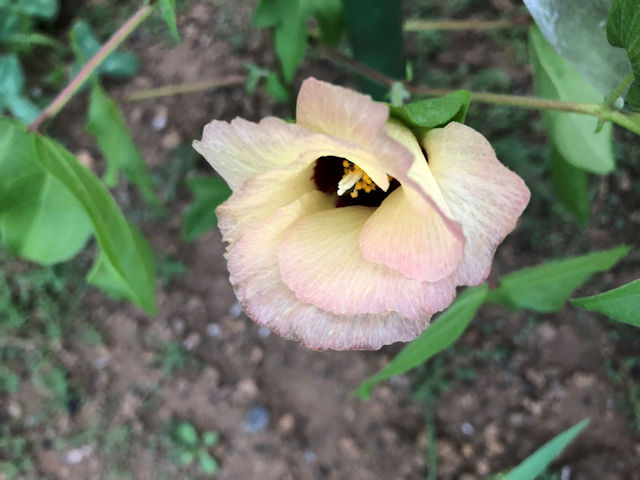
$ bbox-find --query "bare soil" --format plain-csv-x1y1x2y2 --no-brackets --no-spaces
3,1,640,479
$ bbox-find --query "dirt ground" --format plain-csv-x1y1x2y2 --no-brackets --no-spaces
2,0,640,479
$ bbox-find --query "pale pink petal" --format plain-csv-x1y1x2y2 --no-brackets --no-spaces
193,117,313,191
423,122,531,285
278,205,456,321
359,186,464,282
384,119,453,216
358,121,465,282
296,77,412,191
227,190,438,350
297,78,389,156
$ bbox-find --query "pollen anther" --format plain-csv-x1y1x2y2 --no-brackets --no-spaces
337,161,378,197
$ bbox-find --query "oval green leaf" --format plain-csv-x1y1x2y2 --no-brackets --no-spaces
524,0,630,96
86,83,158,205
389,90,472,134
571,279,640,326
182,176,231,242
34,135,156,314
159,0,180,43
607,0,640,109
529,26,615,174
0,117,92,265
488,245,629,313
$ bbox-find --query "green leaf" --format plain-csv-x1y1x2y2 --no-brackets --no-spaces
503,419,589,480
182,176,231,242
0,117,92,265
389,90,472,134
198,451,219,474
571,279,640,327
0,12,21,43
159,0,180,43
202,431,219,447
253,0,291,27
529,26,615,174
70,21,139,79
308,0,343,46
254,0,342,83
607,0,640,109
87,224,154,305
342,0,405,100
34,135,156,314
245,63,270,94
0,54,24,100
265,72,291,103
549,143,589,226
175,422,199,446
355,285,488,399
523,0,630,96
272,1,307,84
86,83,158,204
7,95,40,124
253,0,307,83
16,0,58,19
176,449,194,466
488,245,629,313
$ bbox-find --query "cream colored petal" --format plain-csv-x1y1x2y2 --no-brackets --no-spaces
216,130,409,247
227,190,438,350
278,206,456,321
193,117,314,192
424,122,531,286
359,186,464,282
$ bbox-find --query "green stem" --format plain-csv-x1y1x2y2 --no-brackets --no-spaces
314,42,640,135
28,5,155,132
604,72,635,108
424,399,438,480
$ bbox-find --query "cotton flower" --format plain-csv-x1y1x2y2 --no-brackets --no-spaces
193,78,530,351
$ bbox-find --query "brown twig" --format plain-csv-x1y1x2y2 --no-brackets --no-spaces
403,17,528,32
313,42,640,134
28,5,155,132
123,75,246,102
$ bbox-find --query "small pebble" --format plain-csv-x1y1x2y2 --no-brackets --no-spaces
304,450,317,464
206,323,222,338
151,106,169,131
93,356,110,370
244,406,269,433
277,413,295,433
237,378,258,399
182,332,201,350
172,319,185,334
258,327,271,339
389,374,410,388
229,302,243,318
65,445,92,465
461,422,474,436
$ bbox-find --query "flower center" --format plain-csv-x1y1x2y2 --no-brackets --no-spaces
337,160,377,198
312,156,399,208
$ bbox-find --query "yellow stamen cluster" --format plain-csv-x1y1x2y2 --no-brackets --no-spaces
341,160,376,198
